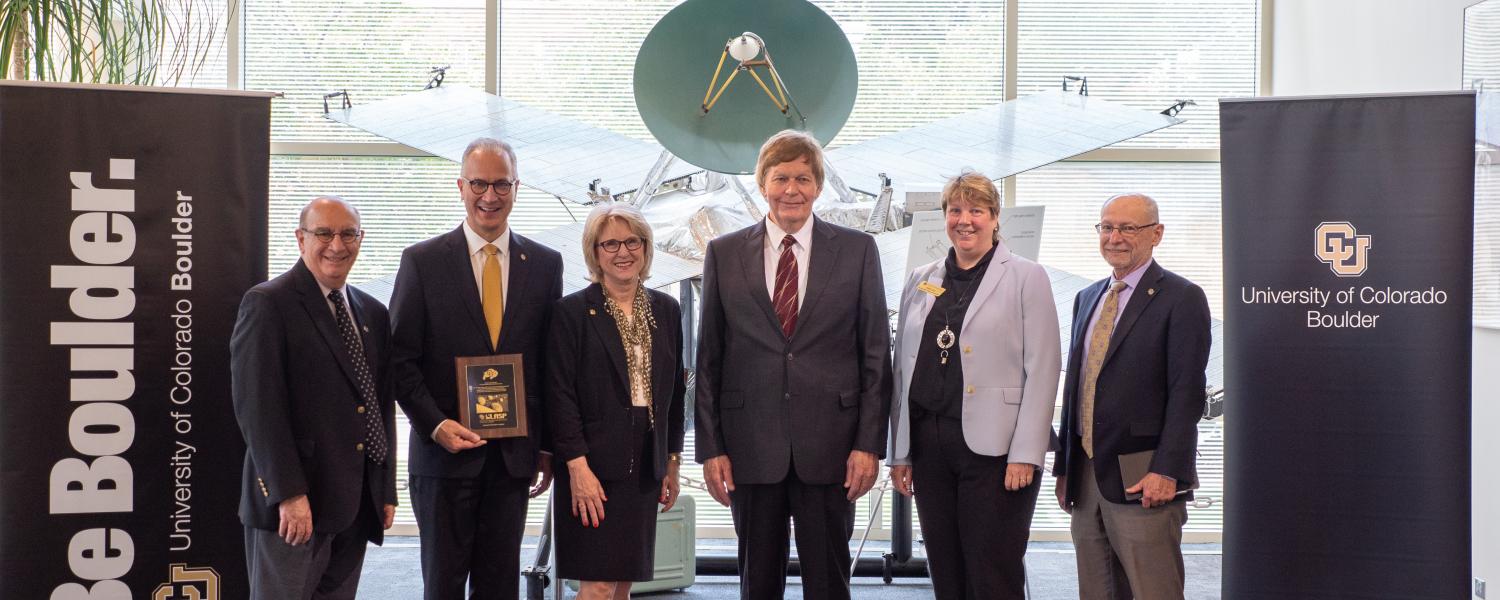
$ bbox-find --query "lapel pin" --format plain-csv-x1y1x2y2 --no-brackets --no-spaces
521,253,528,261
589,308,597,316
362,325,369,332
1148,288,1156,296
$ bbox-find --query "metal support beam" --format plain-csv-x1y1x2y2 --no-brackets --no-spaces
862,174,895,233
630,150,677,210
726,175,766,221
823,158,858,204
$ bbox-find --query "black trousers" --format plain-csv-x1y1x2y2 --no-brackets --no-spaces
409,456,531,600
730,468,856,600
911,414,1041,600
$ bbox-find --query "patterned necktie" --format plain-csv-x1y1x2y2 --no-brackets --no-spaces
328,290,387,465
1081,280,1127,458
772,234,799,338
481,243,504,349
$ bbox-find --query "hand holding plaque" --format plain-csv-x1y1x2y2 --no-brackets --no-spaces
455,354,529,439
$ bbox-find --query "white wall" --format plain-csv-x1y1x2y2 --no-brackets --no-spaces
1272,0,1476,96
1272,2,1495,597
1479,328,1500,599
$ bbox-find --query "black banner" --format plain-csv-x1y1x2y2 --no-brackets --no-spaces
0,82,268,600
1221,93,1474,598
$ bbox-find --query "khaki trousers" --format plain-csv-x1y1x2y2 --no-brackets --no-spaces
1069,455,1187,600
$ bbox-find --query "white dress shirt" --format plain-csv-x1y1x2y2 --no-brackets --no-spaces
762,217,811,310
317,282,360,342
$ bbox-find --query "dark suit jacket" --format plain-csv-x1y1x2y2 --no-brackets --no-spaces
694,217,893,486
390,226,562,479
231,260,397,543
545,284,686,481
1053,260,1211,506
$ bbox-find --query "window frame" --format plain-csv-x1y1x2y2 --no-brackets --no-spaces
227,0,1273,541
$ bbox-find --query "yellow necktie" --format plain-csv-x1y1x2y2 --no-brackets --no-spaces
1081,280,1127,458
482,243,504,348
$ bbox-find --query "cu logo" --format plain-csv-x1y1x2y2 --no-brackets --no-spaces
1314,221,1372,277
152,564,220,600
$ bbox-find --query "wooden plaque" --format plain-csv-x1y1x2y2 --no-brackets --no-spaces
455,354,528,439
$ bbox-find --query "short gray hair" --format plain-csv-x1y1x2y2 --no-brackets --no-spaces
461,137,517,174
1103,193,1160,223
581,204,654,283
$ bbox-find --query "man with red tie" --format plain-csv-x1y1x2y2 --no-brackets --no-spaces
694,130,893,600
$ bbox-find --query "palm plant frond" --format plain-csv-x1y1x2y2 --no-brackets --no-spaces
1,0,237,86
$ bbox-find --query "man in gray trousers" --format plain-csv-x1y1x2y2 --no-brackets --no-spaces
231,196,397,600
695,130,893,600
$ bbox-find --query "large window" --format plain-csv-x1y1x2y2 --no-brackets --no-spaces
244,0,487,143
230,0,1261,537
1018,162,1226,317
1016,0,1259,149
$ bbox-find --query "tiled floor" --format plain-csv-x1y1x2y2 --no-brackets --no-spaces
356,538,1223,599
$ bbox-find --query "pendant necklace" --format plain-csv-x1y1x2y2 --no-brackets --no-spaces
935,268,980,365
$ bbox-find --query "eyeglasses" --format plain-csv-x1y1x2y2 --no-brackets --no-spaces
301,228,364,245
596,237,644,253
1094,222,1159,236
464,178,518,195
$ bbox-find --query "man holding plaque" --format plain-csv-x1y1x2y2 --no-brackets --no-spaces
695,130,893,599
391,137,563,599
1052,193,1211,600
231,196,397,600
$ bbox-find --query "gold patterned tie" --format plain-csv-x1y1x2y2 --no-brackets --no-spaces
1081,280,1127,458
481,243,504,349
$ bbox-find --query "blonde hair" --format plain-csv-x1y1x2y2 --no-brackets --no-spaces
941,171,1001,242
581,204,654,283
754,130,825,191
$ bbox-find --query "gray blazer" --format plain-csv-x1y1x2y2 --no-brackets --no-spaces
888,241,1061,468
694,217,893,486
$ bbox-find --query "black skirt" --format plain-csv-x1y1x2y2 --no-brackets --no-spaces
553,406,661,582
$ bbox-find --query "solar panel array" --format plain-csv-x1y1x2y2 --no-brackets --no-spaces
326,85,700,204
826,90,1181,194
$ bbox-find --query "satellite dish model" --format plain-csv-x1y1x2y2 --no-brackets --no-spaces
633,0,859,175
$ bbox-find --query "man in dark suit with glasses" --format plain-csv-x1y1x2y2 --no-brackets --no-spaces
1053,193,1211,600
390,138,563,599
232,196,398,600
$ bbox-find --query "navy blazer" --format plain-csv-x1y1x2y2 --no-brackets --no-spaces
545,284,686,481
1053,260,1211,505
230,260,397,543
390,226,563,479
694,217,893,486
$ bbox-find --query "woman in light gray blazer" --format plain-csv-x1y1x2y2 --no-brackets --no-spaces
887,171,1061,600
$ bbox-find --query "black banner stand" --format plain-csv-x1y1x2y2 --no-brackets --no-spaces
0,81,271,600
1221,92,1475,599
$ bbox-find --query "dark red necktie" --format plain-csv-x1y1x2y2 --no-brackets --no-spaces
773,234,799,338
